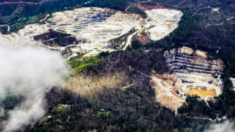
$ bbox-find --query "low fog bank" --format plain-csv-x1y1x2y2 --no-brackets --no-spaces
0,36,70,132
205,120,235,132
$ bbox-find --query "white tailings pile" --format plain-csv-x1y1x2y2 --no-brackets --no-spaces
2,7,183,57
145,9,183,41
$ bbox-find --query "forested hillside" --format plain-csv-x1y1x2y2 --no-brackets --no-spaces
24,48,235,131
1,0,235,132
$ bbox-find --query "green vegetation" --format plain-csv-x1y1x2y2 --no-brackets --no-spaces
126,6,147,18
2,94,19,110
0,26,8,34
140,2,157,5
68,54,103,73
2,0,235,131
178,77,235,120
96,110,111,117
84,0,136,10
27,48,195,132
109,28,136,49
139,2,235,121
0,94,19,129
214,76,235,118
0,0,41,2
140,29,147,35
53,104,64,112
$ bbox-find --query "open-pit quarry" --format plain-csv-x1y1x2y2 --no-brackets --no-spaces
1,7,183,58
151,47,225,113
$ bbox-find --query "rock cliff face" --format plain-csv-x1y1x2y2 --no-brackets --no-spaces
151,47,225,113
164,46,224,97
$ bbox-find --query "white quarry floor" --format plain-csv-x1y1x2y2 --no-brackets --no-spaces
145,9,183,41
1,7,183,57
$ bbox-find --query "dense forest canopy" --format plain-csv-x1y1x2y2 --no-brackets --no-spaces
0,0,41,2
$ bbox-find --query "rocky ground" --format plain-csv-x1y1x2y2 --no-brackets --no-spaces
1,7,183,58
150,47,225,113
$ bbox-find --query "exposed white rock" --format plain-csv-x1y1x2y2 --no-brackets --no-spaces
1,7,183,58
230,77,235,90
164,47,225,98
151,47,225,113
151,73,185,114
145,9,183,41
178,46,194,55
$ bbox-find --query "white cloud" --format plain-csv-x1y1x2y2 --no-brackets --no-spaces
205,121,235,132
0,36,70,132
